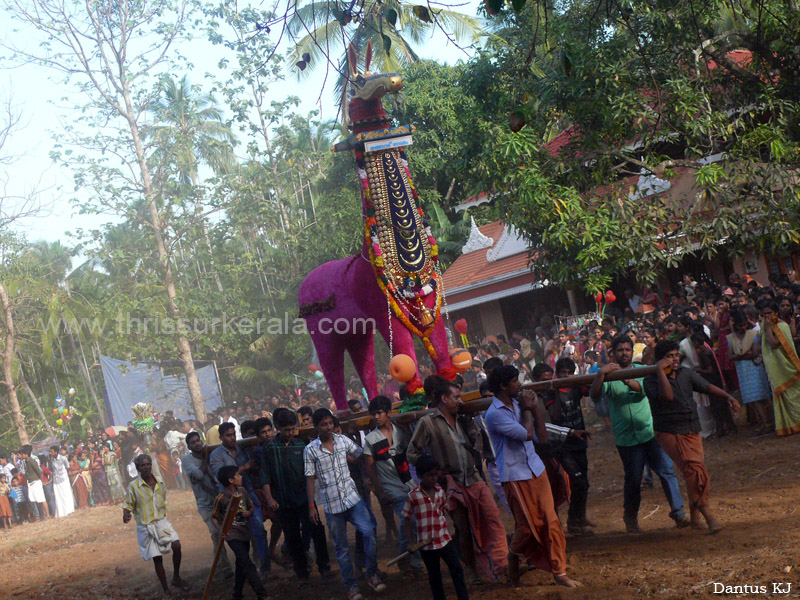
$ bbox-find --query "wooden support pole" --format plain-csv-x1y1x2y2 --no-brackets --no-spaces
214,365,657,449
201,493,241,600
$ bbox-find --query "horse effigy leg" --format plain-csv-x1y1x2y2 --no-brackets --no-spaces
428,317,453,373
312,333,348,412
346,332,380,403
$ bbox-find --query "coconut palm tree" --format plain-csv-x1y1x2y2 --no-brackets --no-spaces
24,241,110,426
149,75,237,292
149,74,236,184
287,0,482,122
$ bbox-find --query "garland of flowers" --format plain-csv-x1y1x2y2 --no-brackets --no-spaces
357,147,443,363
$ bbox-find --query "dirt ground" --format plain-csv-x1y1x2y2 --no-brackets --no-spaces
2,418,800,600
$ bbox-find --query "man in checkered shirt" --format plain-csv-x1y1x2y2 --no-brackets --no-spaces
402,455,468,600
304,408,387,600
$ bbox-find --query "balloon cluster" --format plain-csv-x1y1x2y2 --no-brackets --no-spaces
593,290,617,315
307,364,324,380
52,388,76,427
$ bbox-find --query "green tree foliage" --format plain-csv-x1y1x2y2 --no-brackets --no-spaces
474,0,800,293
4,0,800,446
286,0,481,121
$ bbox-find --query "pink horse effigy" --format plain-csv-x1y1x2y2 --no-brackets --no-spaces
299,43,455,413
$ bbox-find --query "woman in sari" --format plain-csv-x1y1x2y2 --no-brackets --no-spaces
89,444,111,506
757,298,800,436
101,445,125,503
69,451,92,509
728,310,774,434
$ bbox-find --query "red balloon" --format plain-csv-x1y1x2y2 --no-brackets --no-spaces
454,318,468,335
594,292,604,304
605,290,617,304
308,364,319,372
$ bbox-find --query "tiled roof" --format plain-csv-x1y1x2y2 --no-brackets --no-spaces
442,221,532,295
543,125,580,158
454,191,491,213
543,50,755,158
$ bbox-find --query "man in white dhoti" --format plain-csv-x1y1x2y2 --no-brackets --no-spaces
21,446,48,520
49,446,75,517
123,454,189,598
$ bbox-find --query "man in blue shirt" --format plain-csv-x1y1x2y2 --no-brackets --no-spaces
182,431,233,579
485,365,581,589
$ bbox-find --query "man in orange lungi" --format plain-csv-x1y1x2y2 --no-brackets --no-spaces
485,365,582,588
643,340,740,534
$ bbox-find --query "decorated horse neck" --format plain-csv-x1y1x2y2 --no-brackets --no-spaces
336,43,443,353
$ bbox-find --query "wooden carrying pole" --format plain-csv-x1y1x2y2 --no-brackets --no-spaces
386,540,430,567
218,365,658,448
201,493,241,600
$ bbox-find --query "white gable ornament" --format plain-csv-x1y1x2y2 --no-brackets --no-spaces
486,224,528,262
629,166,671,202
461,217,494,254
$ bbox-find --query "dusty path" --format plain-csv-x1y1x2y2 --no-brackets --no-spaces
2,421,799,600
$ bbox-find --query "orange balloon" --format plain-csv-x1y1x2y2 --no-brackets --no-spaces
450,348,472,373
389,354,416,382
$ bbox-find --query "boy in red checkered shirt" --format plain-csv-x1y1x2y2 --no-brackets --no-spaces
402,455,469,600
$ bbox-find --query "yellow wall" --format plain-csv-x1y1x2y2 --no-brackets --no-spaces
478,302,508,341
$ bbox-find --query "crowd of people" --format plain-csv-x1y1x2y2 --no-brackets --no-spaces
465,271,800,439
0,435,130,526
2,268,800,600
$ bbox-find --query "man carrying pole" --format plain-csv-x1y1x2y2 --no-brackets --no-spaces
183,431,233,580
408,381,508,585
643,339,739,533
589,334,690,533
485,365,582,588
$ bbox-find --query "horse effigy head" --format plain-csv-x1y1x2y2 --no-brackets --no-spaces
347,42,402,131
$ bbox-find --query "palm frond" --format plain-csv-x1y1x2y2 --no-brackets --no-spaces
232,365,266,383
287,1,339,37
429,9,483,45
287,20,345,80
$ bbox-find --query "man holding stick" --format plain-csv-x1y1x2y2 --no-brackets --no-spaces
408,381,508,585
590,334,689,533
122,454,188,598
644,340,739,533
485,365,582,588
182,431,233,580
